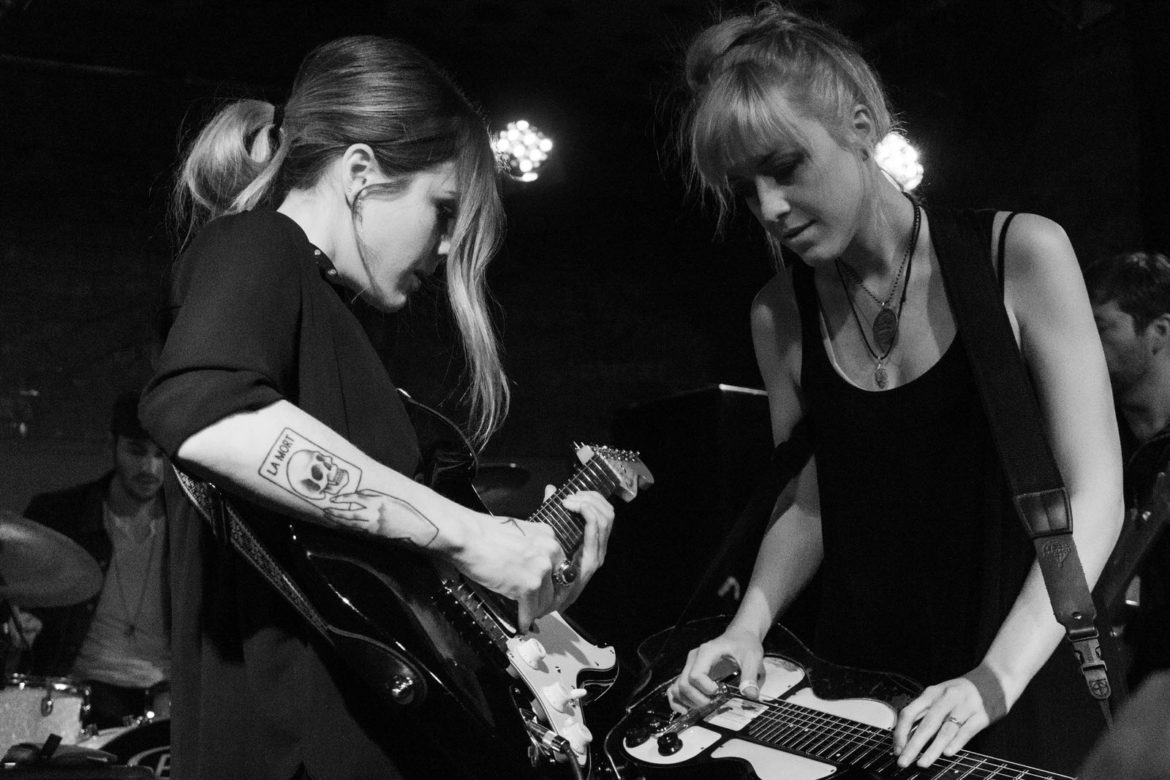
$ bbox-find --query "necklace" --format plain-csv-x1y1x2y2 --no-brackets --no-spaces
836,199,922,354
111,523,160,638
834,198,922,389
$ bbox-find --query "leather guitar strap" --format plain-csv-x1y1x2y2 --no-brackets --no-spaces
928,206,1113,723
169,464,427,704
170,465,333,639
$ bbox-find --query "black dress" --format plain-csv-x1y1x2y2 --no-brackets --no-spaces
788,208,1106,774
141,210,425,779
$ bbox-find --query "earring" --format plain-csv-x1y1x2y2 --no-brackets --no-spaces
346,179,366,208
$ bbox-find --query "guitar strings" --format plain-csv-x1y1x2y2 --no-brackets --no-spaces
534,458,619,554
538,471,591,544
742,695,1066,779
753,701,1014,779
750,700,891,771
743,695,919,764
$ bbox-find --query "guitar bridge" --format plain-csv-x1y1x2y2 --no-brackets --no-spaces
440,576,514,650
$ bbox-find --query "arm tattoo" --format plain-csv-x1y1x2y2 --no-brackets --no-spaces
258,427,439,547
499,516,526,534
329,492,440,548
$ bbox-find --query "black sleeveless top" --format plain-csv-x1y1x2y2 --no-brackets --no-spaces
789,208,1105,774
792,256,1004,684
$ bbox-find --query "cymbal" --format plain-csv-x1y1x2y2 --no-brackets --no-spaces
0,510,103,607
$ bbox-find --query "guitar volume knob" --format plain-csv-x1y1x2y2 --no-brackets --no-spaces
388,675,416,705
623,725,651,748
515,637,548,669
561,717,593,755
541,681,586,713
657,731,682,756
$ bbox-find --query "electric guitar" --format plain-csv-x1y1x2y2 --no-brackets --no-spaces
605,619,1074,779
173,394,654,778
1094,471,1170,626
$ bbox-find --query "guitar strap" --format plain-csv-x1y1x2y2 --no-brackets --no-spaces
928,206,1113,723
169,464,429,707
170,465,333,639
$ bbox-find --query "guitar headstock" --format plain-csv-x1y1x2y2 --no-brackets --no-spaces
574,443,654,503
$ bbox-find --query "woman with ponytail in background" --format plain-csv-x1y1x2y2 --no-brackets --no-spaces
665,4,1122,774
140,36,613,779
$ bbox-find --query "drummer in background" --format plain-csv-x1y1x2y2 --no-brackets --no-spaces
17,390,170,728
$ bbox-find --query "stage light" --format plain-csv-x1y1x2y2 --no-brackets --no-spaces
494,120,553,183
875,131,924,191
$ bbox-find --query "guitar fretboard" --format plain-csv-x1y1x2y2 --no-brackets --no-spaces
530,456,619,558
744,697,1073,780
443,453,620,645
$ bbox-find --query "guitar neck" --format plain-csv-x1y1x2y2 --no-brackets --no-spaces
748,698,1073,779
442,452,627,645
528,456,619,556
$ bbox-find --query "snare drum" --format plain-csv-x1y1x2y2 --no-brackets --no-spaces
0,674,88,748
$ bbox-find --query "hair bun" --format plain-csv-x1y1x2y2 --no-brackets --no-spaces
685,5,824,92
684,17,756,91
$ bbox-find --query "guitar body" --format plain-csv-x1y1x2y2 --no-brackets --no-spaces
239,509,614,777
240,513,533,758
176,393,650,778
605,619,1073,780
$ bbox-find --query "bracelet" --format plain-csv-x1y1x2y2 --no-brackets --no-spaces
962,663,1007,722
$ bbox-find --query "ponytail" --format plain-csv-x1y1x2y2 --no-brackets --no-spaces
171,100,287,247
169,36,510,446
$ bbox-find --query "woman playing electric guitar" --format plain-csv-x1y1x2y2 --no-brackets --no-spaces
140,36,615,779
665,4,1123,775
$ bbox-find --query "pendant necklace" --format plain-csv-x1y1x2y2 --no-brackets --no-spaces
836,199,921,354
112,523,159,638
834,198,922,389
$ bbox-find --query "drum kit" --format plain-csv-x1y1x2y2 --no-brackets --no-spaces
0,509,169,777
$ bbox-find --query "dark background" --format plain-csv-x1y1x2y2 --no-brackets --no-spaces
1,1,1168,633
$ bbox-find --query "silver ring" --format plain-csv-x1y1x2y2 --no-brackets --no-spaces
551,561,578,588
945,715,964,727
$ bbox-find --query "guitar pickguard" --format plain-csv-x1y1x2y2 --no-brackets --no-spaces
506,613,618,758
607,621,1074,780
622,657,895,778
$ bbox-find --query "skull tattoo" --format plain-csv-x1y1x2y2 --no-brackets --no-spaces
287,449,351,500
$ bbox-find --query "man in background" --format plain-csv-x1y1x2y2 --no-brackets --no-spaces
1086,251,1170,689
21,389,170,727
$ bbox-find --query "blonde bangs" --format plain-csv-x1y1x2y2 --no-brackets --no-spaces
688,64,808,220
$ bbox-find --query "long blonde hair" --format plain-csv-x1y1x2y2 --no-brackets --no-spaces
171,36,509,446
